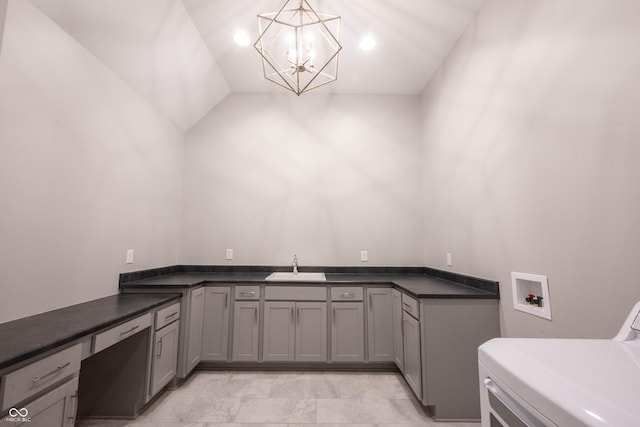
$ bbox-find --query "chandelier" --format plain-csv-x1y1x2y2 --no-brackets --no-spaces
254,0,342,95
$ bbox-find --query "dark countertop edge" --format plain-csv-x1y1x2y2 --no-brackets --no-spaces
0,293,181,371
119,265,499,297
122,278,499,300
119,265,426,286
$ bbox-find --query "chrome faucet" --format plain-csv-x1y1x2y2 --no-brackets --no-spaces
292,254,299,275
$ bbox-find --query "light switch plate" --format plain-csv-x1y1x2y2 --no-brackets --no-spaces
360,250,368,262
225,249,234,260
126,249,134,264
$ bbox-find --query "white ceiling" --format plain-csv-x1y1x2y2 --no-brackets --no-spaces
27,0,485,130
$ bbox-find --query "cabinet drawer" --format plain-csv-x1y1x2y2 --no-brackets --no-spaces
235,286,260,300
1,343,81,411
155,302,180,330
93,313,151,353
401,293,419,318
265,286,326,301
331,287,363,301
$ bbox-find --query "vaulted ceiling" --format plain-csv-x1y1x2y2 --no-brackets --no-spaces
26,0,485,130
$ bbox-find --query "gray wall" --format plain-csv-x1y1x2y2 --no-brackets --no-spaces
419,0,640,338
179,93,424,266
3,0,639,341
0,0,183,323
0,0,7,57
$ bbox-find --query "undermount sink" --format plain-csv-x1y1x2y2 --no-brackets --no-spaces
265,272,326,282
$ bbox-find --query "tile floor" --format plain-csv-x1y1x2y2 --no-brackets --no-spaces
77,370,480,427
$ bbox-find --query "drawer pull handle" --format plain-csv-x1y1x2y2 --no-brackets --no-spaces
240,291,256,297
164,312,178,320
33,362,71,383
402,302,413,309
120,325,140,336
341,293,355,298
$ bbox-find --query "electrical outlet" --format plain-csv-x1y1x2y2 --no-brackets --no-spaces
225,249,234,260
361,250,368,262
126,249,134,264
446,252,452,266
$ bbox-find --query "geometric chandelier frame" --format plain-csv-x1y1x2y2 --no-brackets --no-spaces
254,0,342,95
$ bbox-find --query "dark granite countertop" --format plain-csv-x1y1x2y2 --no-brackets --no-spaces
0,293,181,371
122,271,498,299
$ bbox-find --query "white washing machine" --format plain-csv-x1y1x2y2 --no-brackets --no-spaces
478,301,640,426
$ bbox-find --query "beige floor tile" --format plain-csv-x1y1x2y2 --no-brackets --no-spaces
203,424,286,427
79,371,479,427
141,395,241,423
331,372,410,399
198,374,275,398
317,398,404,424
233,398,316,423
270,372,340,398
289,424,376,427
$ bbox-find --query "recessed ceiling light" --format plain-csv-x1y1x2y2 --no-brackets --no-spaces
359,35,376,51
233,31,251,47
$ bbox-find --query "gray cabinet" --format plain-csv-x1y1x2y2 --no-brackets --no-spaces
10,377,79,427
391,289,404,372
201,287,230,361
366,287,394,361
262,301,327,362
232,301,260,361
151,319,179,396
263,302,295,361
403,312,422,399
295,302,327,362
331,302,364,362
186,287,205,374
420,299,500,421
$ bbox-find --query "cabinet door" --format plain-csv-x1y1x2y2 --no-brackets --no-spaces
295,302,327,362
9,377,79,427
232,301,260,361
151,320,179,397
391,289,405,372
403,313,422,399
331,302,364,362
201,287,230,361
186,287,205,374
366,288,394,361
263,302,295,361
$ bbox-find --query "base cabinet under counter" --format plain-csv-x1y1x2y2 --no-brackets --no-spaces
0,376,79,427
120,286,203,380
1,343,82,427
262,301,328,362
201,287,230,362
293,302,327,362
330,302,364,362
150,302,181,398
231,301,260,362
366,288,394,362
419,299,500,421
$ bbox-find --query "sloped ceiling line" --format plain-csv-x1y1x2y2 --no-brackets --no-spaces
22,0,485,131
